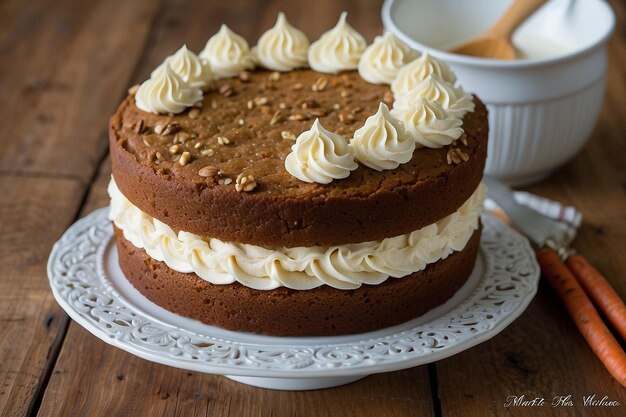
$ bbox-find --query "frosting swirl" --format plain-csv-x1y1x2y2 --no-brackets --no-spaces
199,24,255,77
357,32,417,84
285,119,357,184
391,52,457,96
156,45,213,91
392,97,463,148
351,102,415,170
254,12,309,71
109,179,485,290
308,12,367,73
393,75,475,118
135,62,203,114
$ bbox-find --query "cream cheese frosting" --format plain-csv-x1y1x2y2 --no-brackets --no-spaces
351,102,415,170
254,12,309,71
308,12,367,74
109,179,485,291
393,74,475,118
392,97,463,148
391,52,457,96
158,45,213,91
357,32,417,84
135,62,203,115
200,24,255,78
285,118,358,184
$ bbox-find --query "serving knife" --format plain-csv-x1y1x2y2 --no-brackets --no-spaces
483,176,626,387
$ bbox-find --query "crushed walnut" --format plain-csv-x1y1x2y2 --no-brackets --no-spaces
235,173,257,192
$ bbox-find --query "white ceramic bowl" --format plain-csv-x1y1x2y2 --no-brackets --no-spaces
382,0,615,185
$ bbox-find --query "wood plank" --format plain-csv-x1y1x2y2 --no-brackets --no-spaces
0,0,161,179
435,0,626,415
0,177,84,417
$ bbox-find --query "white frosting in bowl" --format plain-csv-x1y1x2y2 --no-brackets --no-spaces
109,179,485,291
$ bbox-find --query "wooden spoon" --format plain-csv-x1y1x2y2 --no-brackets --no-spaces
452,0,548,60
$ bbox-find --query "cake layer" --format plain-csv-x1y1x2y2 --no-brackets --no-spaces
109,179,484,290
115,226,480,336
110,69,488,248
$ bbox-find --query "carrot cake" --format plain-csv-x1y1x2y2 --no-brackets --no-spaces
108,12,488,336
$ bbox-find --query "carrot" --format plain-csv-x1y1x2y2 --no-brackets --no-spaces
536,247,626,387
567,254,626,342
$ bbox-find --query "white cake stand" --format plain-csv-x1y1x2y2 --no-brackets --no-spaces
48,208,539,390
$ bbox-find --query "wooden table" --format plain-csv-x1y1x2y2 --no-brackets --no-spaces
2,0,625,415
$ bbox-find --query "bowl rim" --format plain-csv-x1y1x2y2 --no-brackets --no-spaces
381,0,616,69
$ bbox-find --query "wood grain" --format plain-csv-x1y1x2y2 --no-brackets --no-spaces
2,0,626,416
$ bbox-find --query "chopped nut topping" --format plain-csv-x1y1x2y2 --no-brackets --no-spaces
235,173,257,192
193,141,203,149
281,130,296,140
270,110,284,126
332,103,341,111
163,122,180,136
447,148,469,165
238,118,245,126
134,119,145,134
142,136,153,146
383,91,394,106
155,151,165,161
460,135,468,146
292,83,303,91
127,84,139,95
175,132,189,144
340,89,350,98
189,108,200,119
254,97,270,106
219,84,235,97
278,102,287,110
246,100,254,110
154,122,166,135
351,107,363,114
217,136,230,145
339,113,355,124
218,178,232,186
168,144,181,154
288,113,307,121
201,148,215,156
239,71,251,82
268,71,281,81
311,76,328,92
179,151,192,166
198,166,220,177
309,109,327,118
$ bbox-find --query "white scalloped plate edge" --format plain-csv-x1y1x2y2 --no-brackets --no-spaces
48,207,540,380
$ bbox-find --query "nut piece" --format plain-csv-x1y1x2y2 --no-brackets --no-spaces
217,136,230,145
198,166,220,177
175,131,190,143
292,83,303,91
339,113,355,124
270,110,284,126
239,71,251,82
154,121,180,136
201,148,215,156
218,177,232,185
281,130,296,140
189,108,200,119
288,113,307,121
383,91,394,106
219,84,235,97
460,135,468,146
254,97,270,106
268,71,281,81
447,148,469,165
312,76,328,92
168,144,181,154
179,151,192,166
235,173,257,192
127,84,139,95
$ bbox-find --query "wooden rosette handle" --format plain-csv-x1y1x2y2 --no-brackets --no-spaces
536,247,626,387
